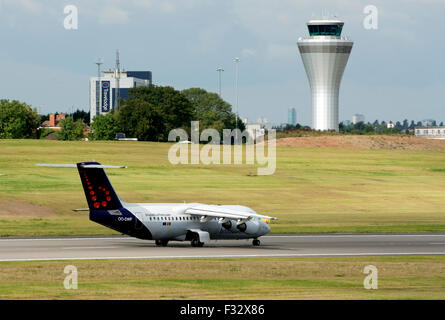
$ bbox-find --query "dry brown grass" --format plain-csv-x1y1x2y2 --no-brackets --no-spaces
0,257,444,299
276,135,445,150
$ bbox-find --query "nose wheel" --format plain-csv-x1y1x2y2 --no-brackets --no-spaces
252,239,261,246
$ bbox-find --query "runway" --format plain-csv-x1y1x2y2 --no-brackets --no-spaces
1,234,445,262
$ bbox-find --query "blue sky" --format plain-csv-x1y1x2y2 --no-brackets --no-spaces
0,0,444,126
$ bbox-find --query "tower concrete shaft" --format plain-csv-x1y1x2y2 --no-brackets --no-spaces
298,19,353,131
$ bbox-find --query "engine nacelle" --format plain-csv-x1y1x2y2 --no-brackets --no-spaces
222,220,232,230
236,221,260,234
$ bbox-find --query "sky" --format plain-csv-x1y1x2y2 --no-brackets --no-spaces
0,0,444,126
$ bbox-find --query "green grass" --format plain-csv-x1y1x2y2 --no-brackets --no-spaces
1,139,445,236
0,256,444,299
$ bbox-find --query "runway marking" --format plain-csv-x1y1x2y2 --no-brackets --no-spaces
429,243,445,245
1,234,445,242
0,237,133,242
62,246,120,250
1,252,445,262
265,235,445,238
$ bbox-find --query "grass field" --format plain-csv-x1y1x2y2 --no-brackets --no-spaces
0,256,444,299
1,139,444,300
1,139,445,236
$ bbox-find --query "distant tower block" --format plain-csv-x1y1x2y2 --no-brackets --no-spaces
298,18,353,131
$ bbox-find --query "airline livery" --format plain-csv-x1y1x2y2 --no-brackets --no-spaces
37,162,277,247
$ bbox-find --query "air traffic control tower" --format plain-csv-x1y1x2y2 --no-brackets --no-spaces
297,18,353,131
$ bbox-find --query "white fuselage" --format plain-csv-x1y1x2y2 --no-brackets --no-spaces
123,202,271,241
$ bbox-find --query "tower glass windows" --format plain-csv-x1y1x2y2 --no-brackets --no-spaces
308,24,343,36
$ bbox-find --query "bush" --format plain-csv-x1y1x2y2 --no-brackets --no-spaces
0,99,40,139
57,117,86,141
90,114,119,140
39,128,56,139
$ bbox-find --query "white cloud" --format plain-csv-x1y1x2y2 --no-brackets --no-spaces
241,48,256,57
2,0,43,12
98,6,130,24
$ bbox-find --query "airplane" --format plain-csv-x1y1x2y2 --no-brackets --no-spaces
37,162,277,247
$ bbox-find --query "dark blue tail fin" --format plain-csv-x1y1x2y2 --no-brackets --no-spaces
76,162,123,211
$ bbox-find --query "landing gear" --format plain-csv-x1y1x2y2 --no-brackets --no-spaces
155,240,169,247
252,239,261,246
191,238,204,247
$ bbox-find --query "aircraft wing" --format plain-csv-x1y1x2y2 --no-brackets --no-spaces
185,204,277,222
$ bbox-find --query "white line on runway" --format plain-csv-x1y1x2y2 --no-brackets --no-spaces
1,234,445,242
0,237,133,242
1,252,445,262
265,235,445,238
62,246,120,250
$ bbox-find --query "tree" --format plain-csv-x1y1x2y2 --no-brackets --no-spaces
70,109,90,125
126,85,194,140
181,88,245,134
116,98,165,141
90,113,119,140
0,99,40,139
57,117,86,140
353,121,366,131
402,119,409,130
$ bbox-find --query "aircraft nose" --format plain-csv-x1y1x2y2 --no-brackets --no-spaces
261,220,270,235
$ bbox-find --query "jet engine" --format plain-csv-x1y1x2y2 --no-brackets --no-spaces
236,220,260,234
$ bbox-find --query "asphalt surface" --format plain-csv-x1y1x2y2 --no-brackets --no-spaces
1,234,445,262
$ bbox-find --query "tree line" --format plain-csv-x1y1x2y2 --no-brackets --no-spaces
0,86,243,141
276,119,441,135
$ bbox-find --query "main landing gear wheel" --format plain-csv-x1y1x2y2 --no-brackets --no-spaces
155,240,169,247
191,238,204,247
252,239,261,246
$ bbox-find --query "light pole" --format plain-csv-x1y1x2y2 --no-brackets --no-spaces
234,57,240,135
94,58,103,121
216,67,224,97
115,49,121,112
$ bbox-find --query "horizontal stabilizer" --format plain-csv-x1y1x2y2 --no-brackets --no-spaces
36,164,127,169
